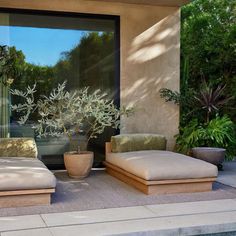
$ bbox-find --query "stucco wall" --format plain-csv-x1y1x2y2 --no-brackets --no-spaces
0,0,180,150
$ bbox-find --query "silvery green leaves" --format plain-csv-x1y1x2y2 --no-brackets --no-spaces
11,82,133,143
10,84,37,125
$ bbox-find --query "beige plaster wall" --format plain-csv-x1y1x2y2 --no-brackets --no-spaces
0,0,180,150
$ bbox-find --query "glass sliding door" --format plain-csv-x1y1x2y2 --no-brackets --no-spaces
0,10,119,168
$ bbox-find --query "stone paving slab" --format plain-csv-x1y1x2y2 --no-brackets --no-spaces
41,206,156,227
1,199,236,235
2,228,53,236
0,215,46,232
44,211,236,236
40,199,236,228
146,199,236,217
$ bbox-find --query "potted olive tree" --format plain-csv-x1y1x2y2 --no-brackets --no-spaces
11,82,132,178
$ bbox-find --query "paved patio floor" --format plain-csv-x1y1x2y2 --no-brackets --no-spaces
1,199,236,236
0,161,235,236
217,161,236,188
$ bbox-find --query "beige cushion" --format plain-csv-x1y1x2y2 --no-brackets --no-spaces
106,150,218,181
0,157,56,191
0,138,38,158
111,134,166,153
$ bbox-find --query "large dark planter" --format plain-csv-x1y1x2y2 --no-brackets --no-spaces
192,147,226,168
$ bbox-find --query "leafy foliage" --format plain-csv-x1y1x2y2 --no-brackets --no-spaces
11,82,133,149
53,32,115,93
160,81,231,123
0,45,18,85
194,81,233,123
160,1,236,158
176,116,236,160
181,0,236,121
159,88,180,105
6,32,116,123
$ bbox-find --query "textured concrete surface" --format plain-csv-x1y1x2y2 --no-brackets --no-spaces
217,161,236,188
0,215,46,232
1,199,236,235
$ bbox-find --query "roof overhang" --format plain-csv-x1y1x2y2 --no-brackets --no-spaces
88,0,190,7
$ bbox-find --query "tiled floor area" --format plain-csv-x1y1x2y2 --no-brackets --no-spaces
0,161,236,235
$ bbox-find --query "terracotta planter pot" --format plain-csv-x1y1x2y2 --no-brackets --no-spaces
192,147,226,166
64,151,94,179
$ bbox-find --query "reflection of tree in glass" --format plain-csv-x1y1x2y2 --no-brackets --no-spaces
10,32,115,123
10,46,54,122
54,32,115,96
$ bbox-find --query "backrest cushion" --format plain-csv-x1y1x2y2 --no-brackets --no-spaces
0,138,38,158
111,134,167,153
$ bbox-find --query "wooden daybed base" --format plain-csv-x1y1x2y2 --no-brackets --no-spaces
104,161,216,195
0,188,55,208
104,142,216,195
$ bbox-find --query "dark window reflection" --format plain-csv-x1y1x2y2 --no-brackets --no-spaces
0,12,117,168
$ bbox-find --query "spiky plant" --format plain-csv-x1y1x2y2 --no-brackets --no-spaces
194,82,233,123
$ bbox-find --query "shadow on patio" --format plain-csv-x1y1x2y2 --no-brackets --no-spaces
0,163,236,217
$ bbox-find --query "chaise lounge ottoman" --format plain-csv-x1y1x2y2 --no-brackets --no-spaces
104,134,218,195
0,138,56,208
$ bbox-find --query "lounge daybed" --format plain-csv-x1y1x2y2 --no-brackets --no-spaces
104,134,218,195
0,138,56,208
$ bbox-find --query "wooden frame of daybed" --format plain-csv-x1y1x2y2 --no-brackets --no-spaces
104,142,216,195
0,188,55,208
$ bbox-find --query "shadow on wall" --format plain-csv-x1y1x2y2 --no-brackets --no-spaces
120,11,180,148
128,13,179,64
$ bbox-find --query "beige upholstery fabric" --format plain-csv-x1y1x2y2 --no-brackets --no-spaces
0,157,56,191
0,138,38,158
111,134,166,153
106,150,218,181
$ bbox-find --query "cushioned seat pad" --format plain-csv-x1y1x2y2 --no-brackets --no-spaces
0,157,56,191
106,150,218,181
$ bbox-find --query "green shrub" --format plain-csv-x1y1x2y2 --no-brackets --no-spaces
176,115,236,160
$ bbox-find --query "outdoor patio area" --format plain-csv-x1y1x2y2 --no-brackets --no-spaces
0,161,236,235
0,161,236,217
0,0,235,235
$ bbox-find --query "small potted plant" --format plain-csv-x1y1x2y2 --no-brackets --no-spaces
11,82,132,178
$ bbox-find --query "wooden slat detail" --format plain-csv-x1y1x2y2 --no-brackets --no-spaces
0,188,55,197
147,182,212,195
106,167,149,194
0,193,51,208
